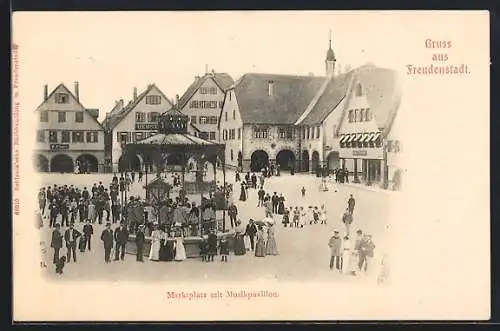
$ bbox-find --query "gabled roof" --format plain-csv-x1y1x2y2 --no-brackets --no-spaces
299,71,354,125
231,73,326,125
177,72,234,109
135,133,219,146
102,84,173,131
35,83,105,130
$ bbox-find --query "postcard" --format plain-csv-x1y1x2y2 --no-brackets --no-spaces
11,11,490,321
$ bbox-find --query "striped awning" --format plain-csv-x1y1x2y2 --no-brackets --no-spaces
352,133,364,142
339,134,350,143
359,133,370,143
347,134,357,143
370,132,382,142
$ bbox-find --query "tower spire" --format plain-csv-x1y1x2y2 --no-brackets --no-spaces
329,29,332,49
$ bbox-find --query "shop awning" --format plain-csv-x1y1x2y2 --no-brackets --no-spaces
370,132,382,142
352,133,364,142
347,134,357,143
339,134,350,143
359,133,370,143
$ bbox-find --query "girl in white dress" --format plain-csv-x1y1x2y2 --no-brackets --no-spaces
149,224,162,261
299,207,306,228
174,234,187,261
320,205,327,225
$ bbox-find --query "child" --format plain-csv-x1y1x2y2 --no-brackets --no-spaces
55,256,66,275
320,205,328,224
40,241,47,268
301,186,306,197
307,206,314,225
78,234,87,252
207,229,218,262
299,207,306,228
293,207,300,228
282,208,290,227
219,235,229,262
313,206,319,224
199,236,208,262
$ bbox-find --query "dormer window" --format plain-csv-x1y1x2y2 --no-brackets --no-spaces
268,81,274,97
355,83,363,97
55,93,69,104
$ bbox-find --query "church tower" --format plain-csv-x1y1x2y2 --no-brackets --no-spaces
325,30,336,77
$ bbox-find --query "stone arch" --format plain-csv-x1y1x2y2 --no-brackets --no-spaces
50,154,74,173
311,150,320,172
76,154,99,173
34,154,49,172
275,149,296,170
302,150,310,172
118,153,142,172
326,151,340,170
250,150,269,172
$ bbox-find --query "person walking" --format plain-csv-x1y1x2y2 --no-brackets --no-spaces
265,223,279,255
100,223,114,263
82,219,94,251
328,230,342,271
228,203,238,228
135,224,146,262
245,219,258,251
271,192,279,214
254,225,266,257
347,194,356,215
114,221,129,261
342,208,353,237
49,199,58,228
64,221,81,263
50,224,63,264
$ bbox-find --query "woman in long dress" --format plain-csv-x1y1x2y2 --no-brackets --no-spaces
254,226,266,257
265,223,279,255
149,224,163,261
174,234,187,261
159,231,174,261
341,235,357,275
239,182,247,201
277,194,285,215
233,221,246,255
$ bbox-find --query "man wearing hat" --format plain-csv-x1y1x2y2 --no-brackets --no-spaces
328,229,342,271
114,221,130,261
100,222,114,263
64,221,81,263
135,224,146,262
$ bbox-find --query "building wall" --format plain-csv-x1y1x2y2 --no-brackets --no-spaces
110,85,173,169
181,76,225,141
34,84,105,172
219,90,243,168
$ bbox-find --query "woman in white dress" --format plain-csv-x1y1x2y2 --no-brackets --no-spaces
149,224,163,261
174,234,187,261
341,235,357,275
320,205,327,225
299,207,307,228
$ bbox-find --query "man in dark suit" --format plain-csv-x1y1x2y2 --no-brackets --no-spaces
245,219,258,251
347,194,356,215
271,192,279,214
135,224,146,262
114,221,129,261
101,223,114,263
82,219,94,251
64,221,81,263
50,223,63,264
228,203,238,228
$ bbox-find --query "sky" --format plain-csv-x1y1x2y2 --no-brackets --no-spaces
13,11,469,122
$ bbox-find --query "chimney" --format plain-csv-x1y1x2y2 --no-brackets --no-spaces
133,87,138,100
43,84,48,100
268,80,274,97
74,81,79,101
175,94,180,105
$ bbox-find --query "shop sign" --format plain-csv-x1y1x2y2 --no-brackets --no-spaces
50,144,69,151
135,123,158,130
339,148,383,160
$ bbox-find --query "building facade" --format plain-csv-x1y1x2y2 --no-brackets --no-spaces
34,82,105,173
102,84,173,172
386,105,404,190
177,70,233,141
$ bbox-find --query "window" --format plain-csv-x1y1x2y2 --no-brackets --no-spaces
232,109,235,120
355,83,363,96
354,109,359,122
225,112,228,121
278,127,293,139
229,92,232,101
199,116,209,124
254,127,268,139
86,131,98,143
118,132,128,143
209,132,216,140
190,100,199,108
148,112,159,122
61,131,70,143
190,116,197,124
307,127,310,139
189,100,218,109
359,109,365,122
311,127,315,139
199,132,209,140
200,87,208,94
222,129,227,140
136,112,145,122
37,130,45,142
49,131,58,143
209,116,218,124
302,128,305,140
55,93,69,104
58,111,66,123
210,87,217,95
145,95,161,105
40,111,48,122
75,112,84,123
237,128,241,139
231,149,234,161
348,110,354,123
194,132,198,137
135,132,144,141
316,126,321,139
72,131,84,143
365,108,371,121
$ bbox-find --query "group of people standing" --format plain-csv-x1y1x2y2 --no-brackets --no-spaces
328,228,376,275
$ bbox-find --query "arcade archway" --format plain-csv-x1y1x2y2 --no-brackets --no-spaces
326,151,340,170
51,154,74,173
250,150,269,172
276,149,296,170
76,154,99,173
34,154,49,172
311,151,320,171
118,154,142,172
302,150,310,172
